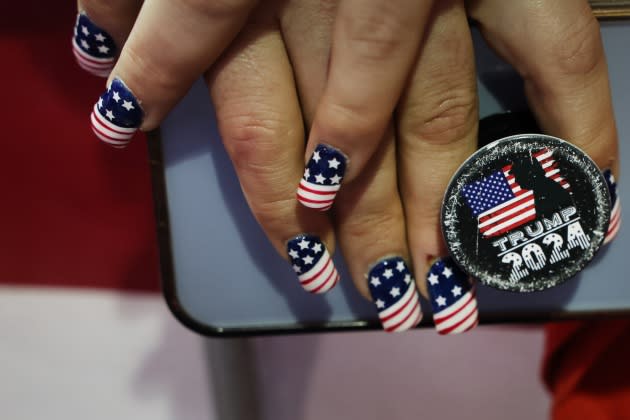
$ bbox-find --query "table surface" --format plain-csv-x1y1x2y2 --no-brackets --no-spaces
153,22,629,336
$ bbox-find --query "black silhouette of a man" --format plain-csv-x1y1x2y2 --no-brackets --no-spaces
509,152,573,218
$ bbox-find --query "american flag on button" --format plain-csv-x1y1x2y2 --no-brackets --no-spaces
461,148,570,238
91,79,143,148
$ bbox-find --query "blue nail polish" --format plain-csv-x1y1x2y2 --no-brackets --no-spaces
427,257,478,335
73,12,116,77
287,234,339,294
603,169,621,244
367,257,422,332
297,144,348,211
91,78,143,148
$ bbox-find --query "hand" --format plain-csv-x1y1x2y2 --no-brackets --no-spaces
73,0,621,334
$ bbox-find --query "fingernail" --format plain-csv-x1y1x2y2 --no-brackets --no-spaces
91,78,143,148
368,257,422,332
603,169,621,244
297,144,347,211
287,234,339,294
73,12,116,77
427,257,478,335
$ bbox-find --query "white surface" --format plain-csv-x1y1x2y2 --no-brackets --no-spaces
0,287,550,420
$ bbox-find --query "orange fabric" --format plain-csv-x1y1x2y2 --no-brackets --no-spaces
544,320,630,419
0,2,160,291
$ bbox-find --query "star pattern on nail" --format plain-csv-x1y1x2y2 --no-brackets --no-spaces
428,273,439,285
427,257,478,335
297,145,348,211
91,79,144,147
122,100,135,111
367,257,422,333
287,234,338,294
73,13,117,64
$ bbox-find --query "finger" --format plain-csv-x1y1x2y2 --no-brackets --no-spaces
90,0,257,148
468,0,621,243
280,0,336,123
282,2,421,329
396,0,479,333
206,11,339,294
297,0,434,211
333,128,423,332
74,0,142,77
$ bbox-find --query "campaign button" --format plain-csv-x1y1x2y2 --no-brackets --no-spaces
441,134,611,292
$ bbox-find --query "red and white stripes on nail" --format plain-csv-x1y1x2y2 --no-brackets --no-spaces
604,169,621,245
297,144,347,211
287,234,339,294
90,103,136,148
433,289,478,335
297,248,340,294
72,38,114,77
368,257,422,333
605,193,621,245
376,281,422,333
297,180,340,211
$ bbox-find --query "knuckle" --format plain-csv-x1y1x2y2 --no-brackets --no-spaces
547,12,603,77
320,100,388,142
401,82,477,146
338,205,403,244
178,0,254,20
340,7,407,61
123,44,179,92
219,111,288,176
248,196,295,233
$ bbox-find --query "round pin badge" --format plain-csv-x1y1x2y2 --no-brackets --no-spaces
442,134,611,292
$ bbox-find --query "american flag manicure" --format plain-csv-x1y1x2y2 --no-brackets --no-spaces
91,78,143,148
427,257,478,335
287,234,339,294
72,13,116,77
297,144,347,211
368,257,422,332
603,169,621,244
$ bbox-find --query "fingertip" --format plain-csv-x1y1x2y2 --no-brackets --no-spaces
90,78,144,147
72,11,116,77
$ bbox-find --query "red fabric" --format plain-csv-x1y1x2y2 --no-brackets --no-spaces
0,2,159,291
544,320,630,419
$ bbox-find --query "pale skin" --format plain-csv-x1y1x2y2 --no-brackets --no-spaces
79,0,619,302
